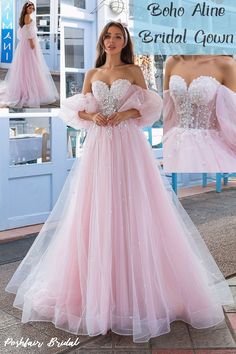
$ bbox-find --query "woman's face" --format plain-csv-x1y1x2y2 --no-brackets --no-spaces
26,5,34,14
103,26,126,55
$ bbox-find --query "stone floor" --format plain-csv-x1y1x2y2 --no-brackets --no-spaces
0,261,235,353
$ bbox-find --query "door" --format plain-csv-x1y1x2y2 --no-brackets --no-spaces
0,114,69,231
36,0,60,71
61,20,96,98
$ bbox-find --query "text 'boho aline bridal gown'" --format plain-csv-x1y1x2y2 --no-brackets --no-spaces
163,75,236,173
5,79,234,342
0,20,59,108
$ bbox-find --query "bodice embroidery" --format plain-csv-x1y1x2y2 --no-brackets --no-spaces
91,79,132,139
169,75,220,130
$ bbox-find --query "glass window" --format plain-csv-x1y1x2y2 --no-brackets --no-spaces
9,118,51,166
66,72,84,97
67,127,87,158
76,0,86,8
36,0,50,14
63,0,86,9
65,27,84,69
36,15,50,32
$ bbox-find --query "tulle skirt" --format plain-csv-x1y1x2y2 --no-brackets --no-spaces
0,36,59,108
5,122,234,342
163,127,236,173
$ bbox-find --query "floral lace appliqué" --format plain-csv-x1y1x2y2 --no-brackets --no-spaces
92,79,132,139
169,75,220,130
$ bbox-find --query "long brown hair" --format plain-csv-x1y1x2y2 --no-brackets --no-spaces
19,2,35,28
95,21,134,68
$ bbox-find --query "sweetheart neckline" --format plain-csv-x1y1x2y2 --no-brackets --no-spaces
91,79,133,89
170,75,221,90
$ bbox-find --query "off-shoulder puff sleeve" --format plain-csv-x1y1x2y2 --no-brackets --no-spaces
118,86,163,128
25,24,35,39
58,93,98,130
163,90,176,134
216,85,236,153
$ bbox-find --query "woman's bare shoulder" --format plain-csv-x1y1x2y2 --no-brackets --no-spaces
215,56,236,76
84,68,99,81
216,55,236,67
24,14,31,25
126,64,144,76
165,56,180,69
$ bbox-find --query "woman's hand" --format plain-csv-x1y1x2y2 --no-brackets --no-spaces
108,109,141,126
107,111,127,126
91,112,108,126
29,39,35,49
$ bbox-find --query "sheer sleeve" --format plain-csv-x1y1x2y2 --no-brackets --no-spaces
58,93,98,130
163,90,176,134
216,85,236,153
118,85,163,128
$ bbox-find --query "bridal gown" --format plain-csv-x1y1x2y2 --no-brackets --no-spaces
5,79,234,343
0,20,59,108
163,75,236,172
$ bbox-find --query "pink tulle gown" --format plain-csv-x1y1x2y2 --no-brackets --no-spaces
163,75,236,172
0,20,59,108
5,79,234,342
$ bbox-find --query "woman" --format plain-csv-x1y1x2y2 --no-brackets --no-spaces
0,1,59,108
5,23,234,343
163,55,236,172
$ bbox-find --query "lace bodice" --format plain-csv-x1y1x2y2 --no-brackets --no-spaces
169,75,220,130
92,79,132,115
91,79,132,138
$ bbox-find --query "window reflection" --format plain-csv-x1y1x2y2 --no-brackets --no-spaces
66,72,84,97
67,127,87,158
65,27,84,69
63,0,86,8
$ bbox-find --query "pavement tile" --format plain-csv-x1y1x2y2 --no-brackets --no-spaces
226,313,236,332
227,277,236,286
0,322,63,353
152,351,193,354
224,287,236,313
29,321,89,345
0,309,20,329
150,321,192,349
114,351,150,354
70,350,113,354
188,320,236,348
113,331,149,348
77,331,112,349
1,305,23,320
195,350,236,354
0,262,21,275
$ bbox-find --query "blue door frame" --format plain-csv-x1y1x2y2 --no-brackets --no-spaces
0,116,75,231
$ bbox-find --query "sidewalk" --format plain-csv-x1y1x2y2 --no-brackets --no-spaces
0,260,235,354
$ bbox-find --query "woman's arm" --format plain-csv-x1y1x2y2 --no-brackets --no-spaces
78,69,107,126
24,14,34,49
